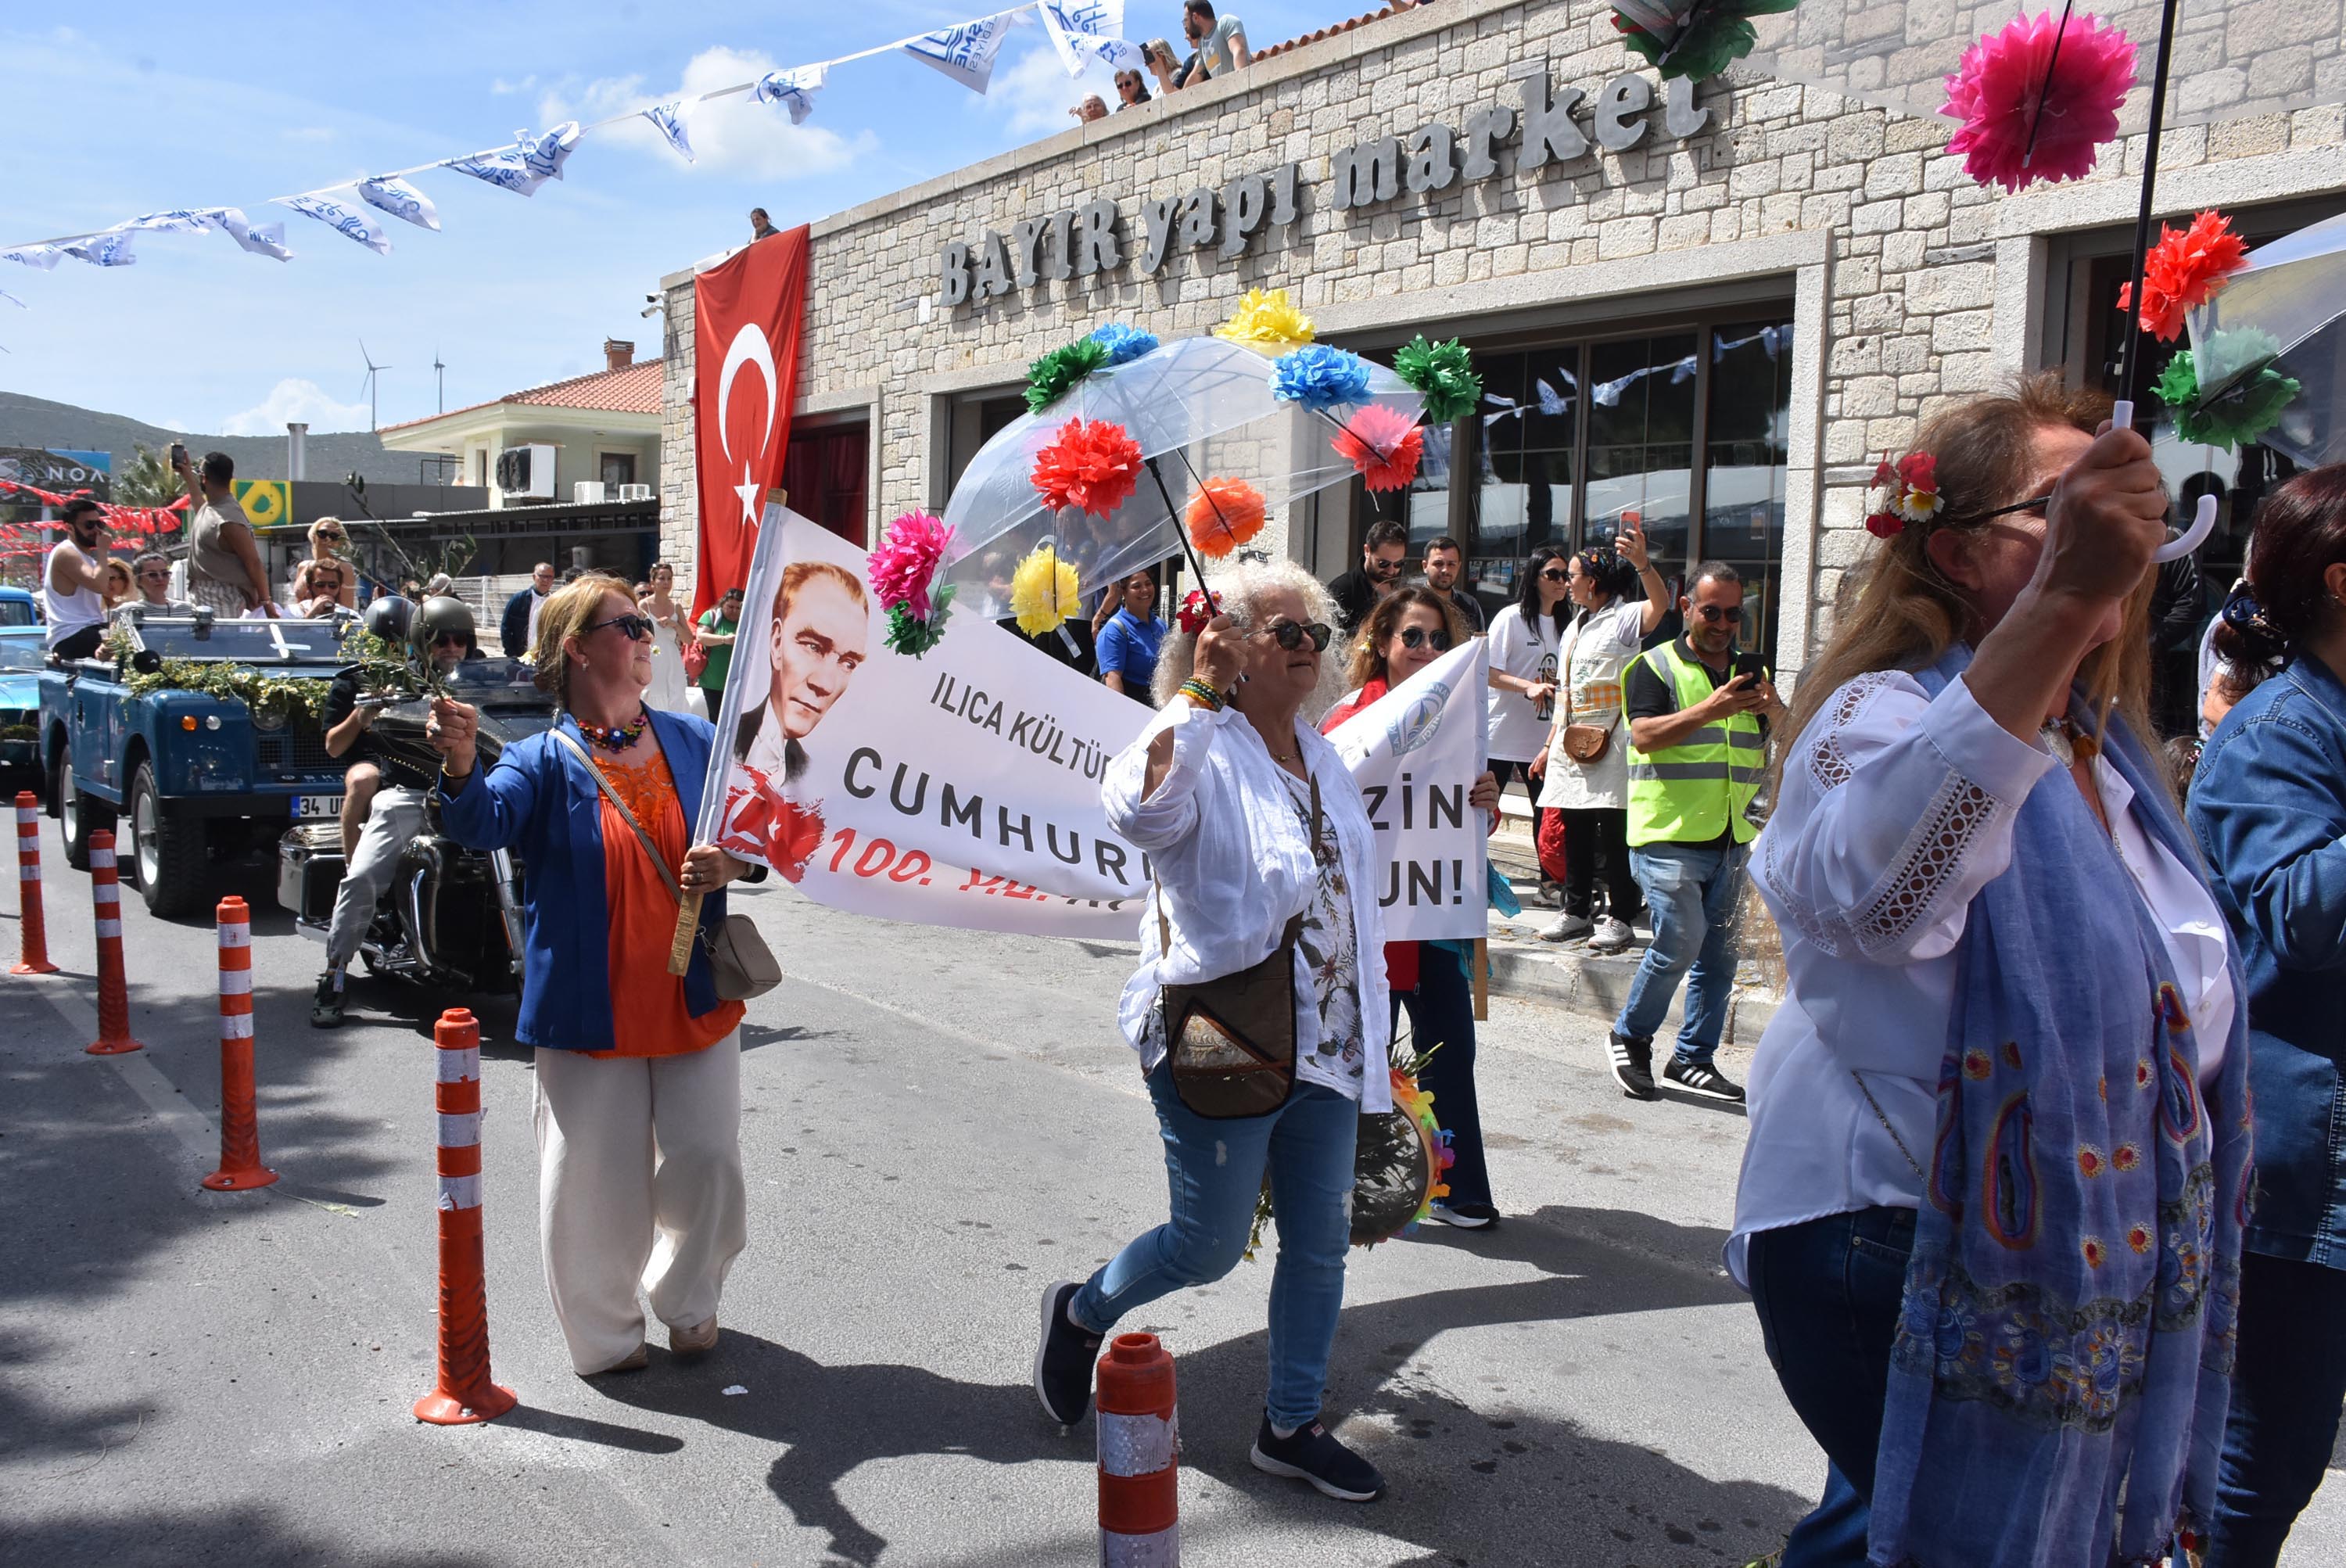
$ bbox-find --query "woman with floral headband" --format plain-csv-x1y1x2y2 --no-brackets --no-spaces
1735,373,2249,1566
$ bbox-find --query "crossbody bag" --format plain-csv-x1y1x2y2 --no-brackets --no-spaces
1558,614,1621,763
553,730,782,1002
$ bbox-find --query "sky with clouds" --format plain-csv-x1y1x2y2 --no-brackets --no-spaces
2,2,1333,445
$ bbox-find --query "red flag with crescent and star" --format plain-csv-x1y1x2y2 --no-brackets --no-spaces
691,225,810,618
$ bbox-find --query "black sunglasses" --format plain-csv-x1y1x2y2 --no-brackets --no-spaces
1365,556,1404,576
1397,625,1451,651
1261,619,1333,651
1694,604,1744,624
1540,569,1569,583
588,613,656,641
431,630,468,648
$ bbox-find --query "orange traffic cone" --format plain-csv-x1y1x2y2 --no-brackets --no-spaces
414,1008,515,1425
203,897,277,1191
84,831,142,1055
13,791,58,975
1096,1333,1180,1566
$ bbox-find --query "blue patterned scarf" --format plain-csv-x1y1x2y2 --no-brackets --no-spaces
1870,648,2253,1568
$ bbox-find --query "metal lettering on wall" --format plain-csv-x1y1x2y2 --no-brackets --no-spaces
938,71,1710,307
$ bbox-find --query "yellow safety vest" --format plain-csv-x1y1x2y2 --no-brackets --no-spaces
1624,640,1764,848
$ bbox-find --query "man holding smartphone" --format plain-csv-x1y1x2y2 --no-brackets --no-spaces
172,446,275,619
1609,561,1781,1104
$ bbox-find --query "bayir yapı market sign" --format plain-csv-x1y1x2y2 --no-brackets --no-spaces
938,68,1711,306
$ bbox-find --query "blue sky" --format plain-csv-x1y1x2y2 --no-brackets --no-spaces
1,2,1331,438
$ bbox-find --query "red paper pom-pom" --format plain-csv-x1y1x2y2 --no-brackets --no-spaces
2118,210,2251,342
1184,476,1268,558
1940,10,2134,193
1030,417,1143,518
1333,404,1426,493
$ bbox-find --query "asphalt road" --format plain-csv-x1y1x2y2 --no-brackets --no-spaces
2,818,2340,1568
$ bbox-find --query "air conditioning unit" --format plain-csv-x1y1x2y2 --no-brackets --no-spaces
573,480,608,505
494,443,557,501
617,483,654,503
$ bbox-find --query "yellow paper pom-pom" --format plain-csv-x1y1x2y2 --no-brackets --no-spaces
1214,287,1315,354
1010,545,1082,638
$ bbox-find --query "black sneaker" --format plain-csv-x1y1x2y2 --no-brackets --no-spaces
310,971,346,1030
1250,1413,1385,1502
1033,1280,1103,1427
1663,1058,1746,1103
1608,1030,1658,1100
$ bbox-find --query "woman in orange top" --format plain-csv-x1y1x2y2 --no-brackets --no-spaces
431,574,760,1377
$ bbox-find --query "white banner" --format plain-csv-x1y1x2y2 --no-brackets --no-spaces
278,195,391,255
904,13,1019,94
358,176,442,231
644,102,695,162
1323,639,1492,942
1039,0,1145,75
754,64,827,124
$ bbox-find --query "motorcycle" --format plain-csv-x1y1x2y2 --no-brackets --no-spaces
280,655,557,993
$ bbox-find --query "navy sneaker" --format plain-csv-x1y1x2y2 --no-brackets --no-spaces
1250,1413,1385,1501
1034,1280,1103,1427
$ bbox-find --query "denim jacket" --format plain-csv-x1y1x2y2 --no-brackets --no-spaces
2188,654,2346,1268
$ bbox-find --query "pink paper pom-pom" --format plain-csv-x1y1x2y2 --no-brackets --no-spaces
867,510,956,621
1940,10,2136,194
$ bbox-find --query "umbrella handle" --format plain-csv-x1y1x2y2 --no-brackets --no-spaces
2114,399,2218,564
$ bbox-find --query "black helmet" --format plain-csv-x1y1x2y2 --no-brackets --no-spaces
412,594,477,655
362,594,413,644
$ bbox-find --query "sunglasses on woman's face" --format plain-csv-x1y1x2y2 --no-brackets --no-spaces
589,613,656,642
1694,603,1744,624
1397,625,1451,651
1261,619,1333,652
1540,569,1569,583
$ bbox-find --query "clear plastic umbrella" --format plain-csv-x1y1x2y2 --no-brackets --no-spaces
2185,210,2346,469
940,335,1425,619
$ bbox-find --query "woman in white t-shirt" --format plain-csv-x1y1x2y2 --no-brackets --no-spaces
1530,519,1669,949
1485,546,1571,898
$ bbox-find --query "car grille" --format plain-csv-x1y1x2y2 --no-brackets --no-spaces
257,731,339,777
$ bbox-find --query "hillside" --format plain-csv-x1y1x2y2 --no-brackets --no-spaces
0,391,425,486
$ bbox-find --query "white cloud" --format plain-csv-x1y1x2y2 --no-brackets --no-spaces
536,47,873,181
219,379,375,437
988,41,1119,138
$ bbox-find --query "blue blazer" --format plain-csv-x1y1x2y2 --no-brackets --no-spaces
2189,654,2346,1268
438,707,741,1052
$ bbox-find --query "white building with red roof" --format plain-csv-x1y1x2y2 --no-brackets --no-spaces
380,338,661,512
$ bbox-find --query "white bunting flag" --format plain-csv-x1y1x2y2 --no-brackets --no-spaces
753,64,826,125
63,231,137,266
450,121,581,196
279,195,392,255
644,102,695,163
1039,0,1144,76
198,207,293,261
112,210,216,235
904,14,1017,94
0,289,23,308
358,176,442,231
2,246,63,270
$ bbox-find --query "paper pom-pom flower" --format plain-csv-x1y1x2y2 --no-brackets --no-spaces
1009,545,1082,637
2118,210,2250,343
2156,344,2300,452
867,510,956,621
1185,477,1268,558
1024,337,1110,414
1175,587,1222,634
1088,323,1159,366
1030,417,1144,518
1214,287,1315,353
1271,344,1374,411
1940,10,2135,193
1612,0,1797,83
1392,334,1483,424
884,593,956,658
1333,404,1426,493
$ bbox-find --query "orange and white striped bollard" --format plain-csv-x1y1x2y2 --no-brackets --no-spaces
13,790,58,974
203,895,276,1190
413,1007,515,1425
84,830,143,1055
1097,1332,1180,1566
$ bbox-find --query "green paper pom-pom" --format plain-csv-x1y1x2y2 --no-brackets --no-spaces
1613,0,1796,83
2158,346,2301,452
1393,334,1483,424
883,583,957,658
1024,339,1111,414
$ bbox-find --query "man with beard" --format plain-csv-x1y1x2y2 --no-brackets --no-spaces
41,497,112,658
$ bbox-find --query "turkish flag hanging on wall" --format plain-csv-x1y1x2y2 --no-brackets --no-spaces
691,225,810,617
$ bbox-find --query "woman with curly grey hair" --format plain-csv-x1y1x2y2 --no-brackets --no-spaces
1033,558,1392,1503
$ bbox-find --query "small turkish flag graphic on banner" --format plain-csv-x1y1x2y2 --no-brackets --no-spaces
692,226,809,616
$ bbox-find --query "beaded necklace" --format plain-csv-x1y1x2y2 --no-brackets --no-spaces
576,706,650,752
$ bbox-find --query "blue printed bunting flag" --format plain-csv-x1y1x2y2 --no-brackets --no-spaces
279,195,392,255
358,176,442,231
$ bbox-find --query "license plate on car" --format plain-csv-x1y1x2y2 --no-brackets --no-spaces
296,795,344,818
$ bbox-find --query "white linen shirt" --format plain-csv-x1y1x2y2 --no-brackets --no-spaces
1102,699,1393,1112
1730,668,2235,1286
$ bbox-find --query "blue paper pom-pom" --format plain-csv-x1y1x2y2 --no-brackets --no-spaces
1088,324,1160,367
1270,343,1373,411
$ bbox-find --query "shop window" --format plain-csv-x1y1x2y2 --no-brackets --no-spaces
1704,322,1796,657
782,423,870,545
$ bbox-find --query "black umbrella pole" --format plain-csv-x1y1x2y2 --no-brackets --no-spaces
1145,456,1218,600
2115,0,2184,417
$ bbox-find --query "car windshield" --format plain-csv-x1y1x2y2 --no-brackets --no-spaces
0,638,44,672
132,618,346,665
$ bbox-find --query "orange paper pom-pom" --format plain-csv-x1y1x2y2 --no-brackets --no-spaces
1333,404,1426,493
1030,417,1145,518
2118,210,2251,343
1184,477,1268,558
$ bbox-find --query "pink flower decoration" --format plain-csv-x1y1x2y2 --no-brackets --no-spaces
1333,403,1427,493
867,510,956,620
1941,11,2136,193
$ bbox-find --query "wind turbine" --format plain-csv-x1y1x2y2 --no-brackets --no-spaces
357,340,392,431
432,350,446,414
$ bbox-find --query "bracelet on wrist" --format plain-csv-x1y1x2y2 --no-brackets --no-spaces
439,759,474,784
1178,677,1226,712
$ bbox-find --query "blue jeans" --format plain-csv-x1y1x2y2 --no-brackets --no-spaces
1748,1206,1916,1567
2206,1250,2346,1565
1616,839,1748,1065
1073,1069,1358,1430
1394,942,1490,1208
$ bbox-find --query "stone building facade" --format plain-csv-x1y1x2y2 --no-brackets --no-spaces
658,0,2346,681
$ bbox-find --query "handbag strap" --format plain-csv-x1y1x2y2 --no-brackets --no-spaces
552,727,684,906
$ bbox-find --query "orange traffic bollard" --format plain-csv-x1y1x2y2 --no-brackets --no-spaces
1096,1332,1179,1566
202,896,277,1192
84,831,143,1055
13,791,58,975
414,1007,515,1425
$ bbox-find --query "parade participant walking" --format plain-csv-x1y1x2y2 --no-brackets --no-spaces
174,448,274,618
41,498,111,659
1486,547,1569,903
1738,376,2249,1567
640,561,695,713
429,574,759,1377
693,585,744,720
1094,569,1167,703
1324,586,1502,1228
1034,559,1392,1502
1529,519,1668,952
2186,468,2346,1566
1608,562,1776,1102
1419,535,1485,633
